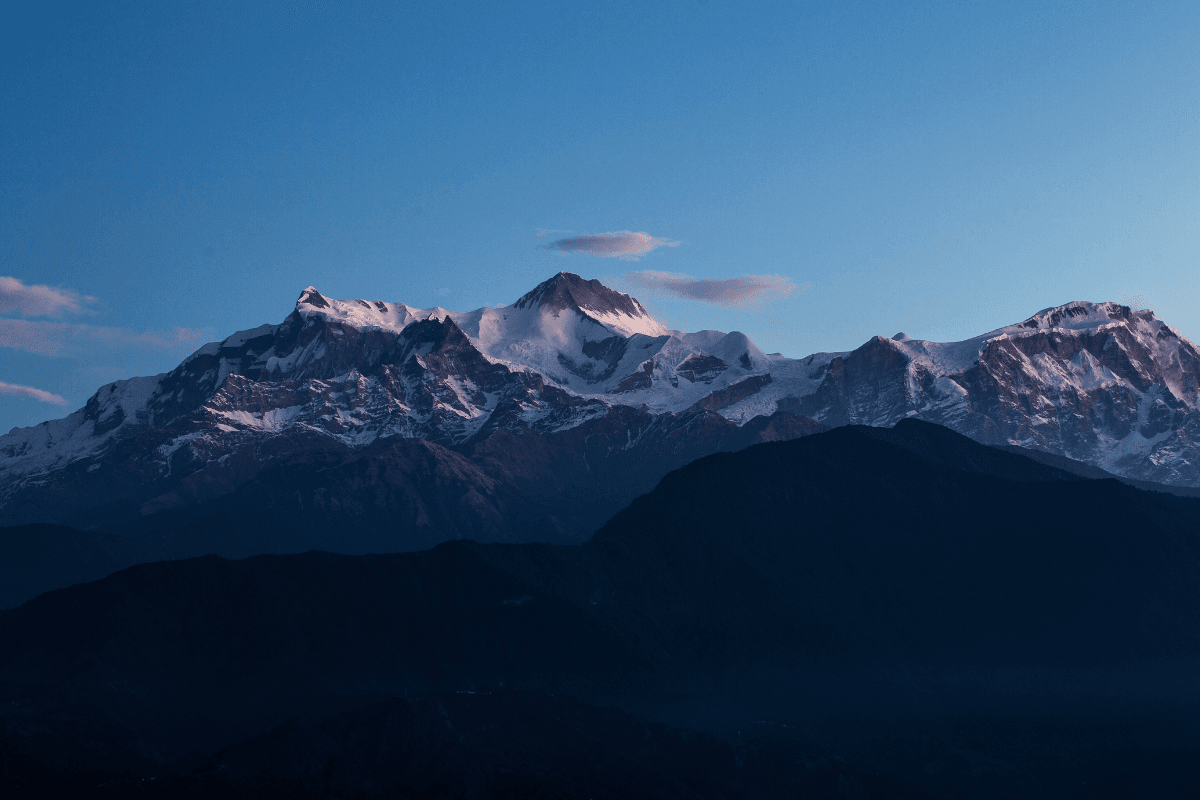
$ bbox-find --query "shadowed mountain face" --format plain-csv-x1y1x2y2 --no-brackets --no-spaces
3,420,1200,798
0,407,824,609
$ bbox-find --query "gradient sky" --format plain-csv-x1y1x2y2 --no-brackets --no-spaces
2,0,1198,432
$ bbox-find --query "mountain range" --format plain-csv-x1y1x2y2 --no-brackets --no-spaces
2,273,1199,608
0,274,821,534
3,274,1197,524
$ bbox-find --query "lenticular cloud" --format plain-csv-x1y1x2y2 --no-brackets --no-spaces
624,271,800,308
0,380,68,406
542,231,680,261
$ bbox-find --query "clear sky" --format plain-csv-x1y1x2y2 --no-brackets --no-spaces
2,0,1198,432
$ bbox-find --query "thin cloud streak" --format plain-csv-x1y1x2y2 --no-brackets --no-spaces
0,318,212,357
542,231,680,261
624,271,802,308
0,381,69,406
0,319,68,355
0,276,92,316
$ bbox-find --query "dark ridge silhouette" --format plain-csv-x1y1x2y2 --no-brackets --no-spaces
0,523,143,611
3,419,1200,797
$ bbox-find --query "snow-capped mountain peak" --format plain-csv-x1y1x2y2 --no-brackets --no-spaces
512,272,668,338
297,286,329,309
290,273,666,342
294,286,447,332
762,298,1200,484
277,275,677,396
1010,300,1143,333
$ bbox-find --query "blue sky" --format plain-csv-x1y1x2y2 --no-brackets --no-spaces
2,0,1198,431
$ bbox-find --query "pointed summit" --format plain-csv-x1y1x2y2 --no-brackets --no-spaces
297,286,330,309
514,272,639,315
512,272,667,337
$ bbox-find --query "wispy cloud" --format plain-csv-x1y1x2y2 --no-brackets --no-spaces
0,319,69,355
623,271,802,308
0,276,93,317
0,318,211,357
0,380,69,406
542,231,680,261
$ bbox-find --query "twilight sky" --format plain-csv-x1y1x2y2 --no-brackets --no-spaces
2,0,1198,432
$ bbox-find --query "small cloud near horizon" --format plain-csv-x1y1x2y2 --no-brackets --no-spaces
0,380,69,406
0,318,212,357
0,276,93,317
623,271,802,308
542,231,680,261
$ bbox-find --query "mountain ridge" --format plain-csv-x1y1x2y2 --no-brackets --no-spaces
2,276,1199,539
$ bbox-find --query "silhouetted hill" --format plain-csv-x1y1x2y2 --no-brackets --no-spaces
4,420,1200,797
0,409,825,609
0,523,145,610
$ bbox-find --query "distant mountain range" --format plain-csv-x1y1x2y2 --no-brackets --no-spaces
2,273,1199,606
3,276,1196,523
5,421,1199,798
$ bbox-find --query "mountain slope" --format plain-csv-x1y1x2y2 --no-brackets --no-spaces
0,406,824,608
